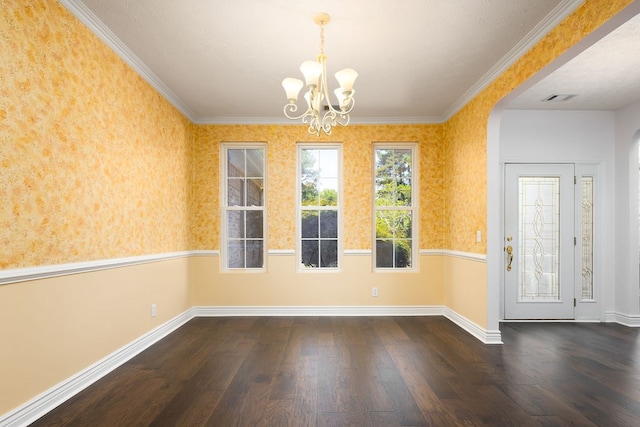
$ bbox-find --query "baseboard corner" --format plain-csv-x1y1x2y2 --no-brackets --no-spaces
444,308,503,344
0,308,195,427
606,311,640,327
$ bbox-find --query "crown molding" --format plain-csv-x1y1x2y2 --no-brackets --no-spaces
59,0,584,127
191,116,445,125
58,0,197,120
439,0,585,121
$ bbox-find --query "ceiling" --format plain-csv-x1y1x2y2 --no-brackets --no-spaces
508,9,640,111
60,0,640,124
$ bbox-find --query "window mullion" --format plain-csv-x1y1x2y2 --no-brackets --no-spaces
373,145,416,270
223,145,266,271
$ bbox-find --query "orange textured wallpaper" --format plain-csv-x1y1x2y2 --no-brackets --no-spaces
191,124,445,251
0,0,193,269
443,0,635,253
3,0,633,269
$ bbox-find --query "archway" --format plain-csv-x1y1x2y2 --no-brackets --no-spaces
486,4,640,332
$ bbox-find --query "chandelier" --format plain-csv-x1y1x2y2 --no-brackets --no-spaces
282,13,358,136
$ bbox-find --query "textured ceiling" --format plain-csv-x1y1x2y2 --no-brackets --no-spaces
508,11,640,111
59,0,640,124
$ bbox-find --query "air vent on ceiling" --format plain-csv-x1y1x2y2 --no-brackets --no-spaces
542,94,577,102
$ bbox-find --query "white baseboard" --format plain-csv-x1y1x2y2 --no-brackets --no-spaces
605,311,640,327
0,309,195,427
193,305,502,343
445,308,503,344
193,305,445,317
0,305,502,426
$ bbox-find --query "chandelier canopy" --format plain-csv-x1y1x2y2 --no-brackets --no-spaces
282,13,358,136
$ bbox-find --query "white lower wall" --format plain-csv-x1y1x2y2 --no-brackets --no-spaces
614,100,640,317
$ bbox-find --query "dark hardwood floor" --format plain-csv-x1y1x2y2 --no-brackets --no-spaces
30,317,640,426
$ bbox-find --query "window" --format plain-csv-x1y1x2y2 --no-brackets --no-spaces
222,145,266,270
298,145,341,269
373,144,417,269
581,176,594,300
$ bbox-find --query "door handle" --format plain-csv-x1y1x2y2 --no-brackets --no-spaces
506,245,513,271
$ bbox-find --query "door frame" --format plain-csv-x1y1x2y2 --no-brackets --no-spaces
500,162,602,322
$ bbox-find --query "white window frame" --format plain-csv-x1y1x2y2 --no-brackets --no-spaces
297,143,343,272
372,143,419,272
221,143,267,272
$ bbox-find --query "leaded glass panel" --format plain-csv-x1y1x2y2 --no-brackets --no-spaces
518,177,560,301
581,177,594,300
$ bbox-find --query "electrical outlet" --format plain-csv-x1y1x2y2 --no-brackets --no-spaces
151,304,157,318
476,230,482,243
372,287,379,297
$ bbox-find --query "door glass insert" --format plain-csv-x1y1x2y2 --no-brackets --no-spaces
581,177,594,300
518,177,560,301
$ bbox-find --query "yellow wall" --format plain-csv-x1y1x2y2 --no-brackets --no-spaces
1,0,636,420
1,0,193,416
1,0,193,270
191,254,444,307
190,124,447,309
443,0,635,253
443,257,487,327
0,259,191,415
441,0,635,327
192,124,445,251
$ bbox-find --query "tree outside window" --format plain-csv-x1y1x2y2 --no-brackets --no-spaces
374,146,415,269
299,147,340,269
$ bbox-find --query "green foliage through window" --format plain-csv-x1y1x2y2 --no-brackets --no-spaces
300,147,339,268
375,147,414,268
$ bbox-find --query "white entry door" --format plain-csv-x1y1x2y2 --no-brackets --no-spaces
504,164,575,319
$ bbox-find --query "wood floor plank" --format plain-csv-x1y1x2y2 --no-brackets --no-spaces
30,318,640,427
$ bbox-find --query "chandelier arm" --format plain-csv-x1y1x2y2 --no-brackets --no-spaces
283,103,311,121
334,111,350,127
322,108,348,130
338,97,355,117
306,114,321,136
